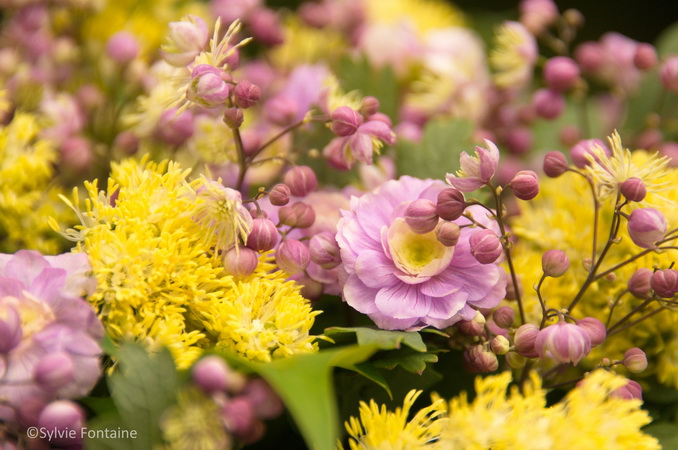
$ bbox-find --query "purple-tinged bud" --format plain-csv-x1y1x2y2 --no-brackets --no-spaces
491,335,510,355
157,108,194,146
544,57,580,91
620,177,647,202
533,88,565,120
265,95,298,126
34,352,74,392
436,188,466,221
193,356,232,393
543,151,569,178
360,96,380,116
243,378,284,419
514,324,540,358
248,9,285,46
269,183,291,206
223,247,259,278
623,347,648,373
470,229,503,265
278,202,316,228
234,80,261,109
404,199,439,234
223,396,257,436
628,268,653,298
610,379,643,400
570,138,610,168
106,31,139,64
660,56,678,93
458,311,486,337
115,131,139,155
276,239,311,274
188,65,231,108
577,317,606,347
247,217,279,252
435,222,461,247
38,401,85,446
535,321,592,365
542,249,570,277
330,106,363,137
309,232,341,269
0,305,22,353
575,42,604,73
463,345,498,374
505,351,526,369
223,107,245,129
651,269,678,298
510,170,540,200
284,166,317,197
493,306,515,329
627,208,667,249
634,43,658,70
505,128,533,155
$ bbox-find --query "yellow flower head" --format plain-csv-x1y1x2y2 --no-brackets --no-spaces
364,0,465,36
490,21,537,89
271,16,346,71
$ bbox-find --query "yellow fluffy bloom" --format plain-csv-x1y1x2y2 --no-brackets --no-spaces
341,389,446,450
364,0,465,35
271,16,346,71
490,21,537,89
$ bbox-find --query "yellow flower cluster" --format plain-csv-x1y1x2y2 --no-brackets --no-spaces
364,0,465,35
54,157,319,368
490,21,536,89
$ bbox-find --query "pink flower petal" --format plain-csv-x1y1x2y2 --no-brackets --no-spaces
343,274,379,315
375,283,431,319
354,250,397,289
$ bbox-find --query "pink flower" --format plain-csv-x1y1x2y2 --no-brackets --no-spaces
445,140,500,192
535,321,591,365
336,176,507,330
323,117,396,167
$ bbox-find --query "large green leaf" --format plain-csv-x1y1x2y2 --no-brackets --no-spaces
336,56,399,121
372,349,439,375
325,327,427,352
644,423,678,448
656,22,678,57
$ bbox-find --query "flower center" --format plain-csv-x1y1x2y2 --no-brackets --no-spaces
388,218,454,277
1,294,55,339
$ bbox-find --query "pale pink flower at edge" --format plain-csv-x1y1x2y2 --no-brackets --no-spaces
445,139,500,192
336,176,507,330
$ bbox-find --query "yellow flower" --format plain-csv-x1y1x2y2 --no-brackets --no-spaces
490,21,537,89
270,16,346,71
364,0,465,36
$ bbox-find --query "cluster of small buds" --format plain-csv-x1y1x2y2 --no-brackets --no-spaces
463,345,499,374
191,356,283,445
626,207,667,249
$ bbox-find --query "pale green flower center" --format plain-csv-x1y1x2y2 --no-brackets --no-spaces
388,218,454,277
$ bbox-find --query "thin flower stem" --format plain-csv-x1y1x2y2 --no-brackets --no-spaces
607,297,655,334
535,274,548,329
607,306,668,337
233,126,248,191
594,234,678,281
250,119,310,161
606,289,629,328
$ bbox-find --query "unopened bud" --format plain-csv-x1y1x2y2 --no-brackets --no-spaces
535,321,591,365
223,247,259,278
634,43,658,70
628,268,653,298
505,275,523,301
278,202,316,228
106,31,139,64
651,269,678,298
38,401,85,446
436,188,466,221
435,222,461,247
543,150,569,178
188,64,231,108
627,208,667,249
533,88,565,120
276,239,310,274
542,249,570,277
620,177,647,202
223,107,244,129
470,229,503,264
514,324,540,358
577,317,606,347
269,183,291,206
457,311,486,336
570,139,610,168
243,378,284,419
493,306,515,329
660,56,678,93
360,96,380,116
510,170,540,200
284,166,317,197
193,355,244,393
623,347,648,373
544,56,580,91
575,42,604,73
491,335,510,355
247,217,279,252
330,106,363,137
222,396,257,436
610,378,643,400
463,345,499,373
404,199,439,234
309,232,341,269
34,352,74,392
234,80,261,109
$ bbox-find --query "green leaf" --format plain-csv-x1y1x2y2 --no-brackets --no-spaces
324,327,427,352
395,118,474,179
372,349,439,374
106,343,179,450
100,334,119,357
336,56,399,120
644,423,678,448
84,414,134,450
656,22,678,57
79,397,117,416
351,362,392,398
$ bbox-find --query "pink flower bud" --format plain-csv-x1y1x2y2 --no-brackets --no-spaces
535,321,592,365
493,306,515,329
248,9,285,46
309,232,341,269
114,131,139,155
543,151,569,177
570,139,610,168
0,305,22,353
404,199,439,234
264,95,298,126
627,208,667,249
187,65,231,108
276,239,310,274
463,345,498,374
505,128,533,155
284,166,317,197
223,396,258,437
491,335,510,355
435,222,461,247
330,106,363,137
510,170,540,200
234,80,261,109
193,356,233,393
223,107,244,129
436,188,466,221
247,217,279,252
223,247,259,278
278,202,316,228
157,108,194,146
243,378,284,419
620,177,647,202
660,56,678,92
575,42,604,73
628,268,653,298
458,311,486,337
269,183,291,206
38,401,84,446
610,378,643,400
514,323,540,358
633,43,657,70
533,88,565,120
651,269,678,298
519,0,558,34
544,57,580,91
542,249,570,277
60,136,93,172
360,96,380,116
470,229,503,264
34,352,75,392
505,274,523,301
560,125,582,147
623,347,648,373
106,31,139,64
577,317,606,347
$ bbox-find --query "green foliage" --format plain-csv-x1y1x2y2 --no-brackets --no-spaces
325,326,427,352
336,56,399,121
656,22,678,57
644,423,678,448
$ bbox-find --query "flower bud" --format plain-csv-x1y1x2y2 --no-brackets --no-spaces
570,139,610,168
284,166,317,197
360,96,380,116
269,183,291,206
106,31,139,64
223,247,259,278
544,57,580,91
610,379,643,400
404,199,439,234
463,345,499,374
510,170,540,200
243,378,284,419
38,401,85,445
493,306,515,329
279,202,316,229
577,317,606,347
514,323,540,358
651,269,678,298
233,80,261,109
193,356,232,393
505,351,526,369
188,65,231,108
0,305,22,353
265,95,298,127
505,128,533,155
533,88,565,120
575,42,604,73
633,43,657,70
560,125,582,147
623,347,648,373
223,107,244,129
628,268,653,298
276,239,311,274
542,249,570,277
157,108,194,146
330,106,363,137
627,208,667,249
458,311,486,337
162,15,209,67
491,335,510,355
247,217,279,252
660,56,678,93
223,396,257,437
436,188,466,221
470,229,503,264
505,275,523,301
535,321,592,365
248,8,285,46
435,222,461,247
620,177,647,202
519,0,558,34
543,151,569,178
34,352,75,392
309,232,341,269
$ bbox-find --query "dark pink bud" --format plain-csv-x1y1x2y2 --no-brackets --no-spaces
575,42,605,73
436,188,466,221
542,249,569,277
309,231,341,269
577,317,606,347
533,88,565,120
193,356,231,393
34,352,74,392
633,43,658,70
269,183,291,206
234,80,261,109
38,401,85,446
284,166,317,197
470,229,503,264
330,106,363,137
457,312,486,337
360,96,380,116
276,239,310,274
404,199,438,234
106,31,139,64
627,208,667,249
0,305,22,353
660,56,678,92
223,247,259,278
491,335,510,355
247,217,279,252
223,107,244,129
493,306,515,329
623,347,648,373
570,139,610,168
535,321,591,365
628,268,653,298
505,128,533,155
543,56,580,91
243,378,284,419
279,202,315,228
651,269,678,298
559,125,581,147
610,379,643,400
435,222,461,247
620,177,647,202
114,131,139,155
265,95,298,126
514,323,540,358
248,9,284,46
543,151,569,177
463,345,498,374
510,170,539,200
223,396,257,436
